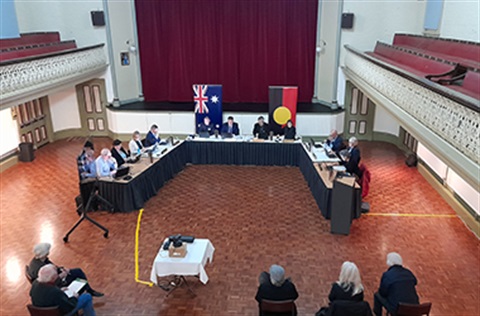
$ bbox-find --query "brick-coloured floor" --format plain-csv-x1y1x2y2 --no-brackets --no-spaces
0,138,478,315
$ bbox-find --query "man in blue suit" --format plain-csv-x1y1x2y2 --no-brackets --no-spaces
220,116,240,136
145,124,161,147
325,129,344,153
374,252,419,316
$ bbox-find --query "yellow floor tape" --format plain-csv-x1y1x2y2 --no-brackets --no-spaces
135,208,154,286
365,213,456,218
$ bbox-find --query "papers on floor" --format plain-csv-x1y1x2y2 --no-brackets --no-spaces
63,279,88,298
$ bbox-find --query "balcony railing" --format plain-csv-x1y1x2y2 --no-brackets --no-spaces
0,44,108,107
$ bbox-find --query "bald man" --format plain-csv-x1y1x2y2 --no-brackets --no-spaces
325,129,344,153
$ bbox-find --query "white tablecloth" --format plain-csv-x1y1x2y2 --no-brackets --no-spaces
150,239,215,284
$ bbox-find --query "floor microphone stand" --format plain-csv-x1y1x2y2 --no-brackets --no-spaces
63,179,112,242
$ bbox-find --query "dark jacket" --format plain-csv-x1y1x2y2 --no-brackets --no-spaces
197,122,215,136
255,279,299,303
220,122,240,135
111,147,129,167
326,136,344,153
283,126,296,140
253,123,270,139
344,146,362,178
328,283,364,303
145,131,160,147
28,258,51,281
379,265,419,310
328,300,372,316
30,281,77,315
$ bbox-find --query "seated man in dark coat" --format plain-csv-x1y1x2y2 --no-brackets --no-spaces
197,116,215,137
145,124,161,147
341,137,362,178
220,116,240,136
28,243,103,297
255,265,299,315
373,252,419,316
30,264,96,316
253,116,270,140
325,129,344,153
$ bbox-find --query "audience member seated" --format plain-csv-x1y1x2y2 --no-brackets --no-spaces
27,243,103,297
253,116,270,140
283,120,296,140
145,124,161,147
220,116,240,136
129,130,145,158
30,264,96,316
197,116,215,137
325,130,344,153
373,252,419,316
78,149,96,180
316,261,365,316
255,265,299,315
111,139,129,167
95,148,118,178
341,137,362,178
77,141,94,180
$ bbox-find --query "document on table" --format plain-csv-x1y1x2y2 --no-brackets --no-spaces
63,279,88,298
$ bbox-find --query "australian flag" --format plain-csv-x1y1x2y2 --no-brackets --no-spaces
193,84,223,132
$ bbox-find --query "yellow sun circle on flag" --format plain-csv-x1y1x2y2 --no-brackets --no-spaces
273,106,291,125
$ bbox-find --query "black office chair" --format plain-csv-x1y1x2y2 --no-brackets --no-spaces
259,299,296,316
26,305,62,316
388,302,432,316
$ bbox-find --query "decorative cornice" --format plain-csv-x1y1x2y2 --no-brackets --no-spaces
0,44,108,106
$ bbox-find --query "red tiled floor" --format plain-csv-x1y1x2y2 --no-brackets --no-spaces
0,139,479,315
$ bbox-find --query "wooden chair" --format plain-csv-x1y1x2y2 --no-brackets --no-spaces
387,302,432,316
25,265,33,284
260,299,296,315
26,304,62,316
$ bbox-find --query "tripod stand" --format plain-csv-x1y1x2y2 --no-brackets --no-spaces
63,180,113,242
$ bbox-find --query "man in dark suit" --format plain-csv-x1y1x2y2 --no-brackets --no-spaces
341,137,362,178
111,139,130,167
253,116,270,139
255,265,299,315
220,116,240,136
30,264,96,316
325,129,344,153
373,253,419,316
145,124,161,147
197,116,215,137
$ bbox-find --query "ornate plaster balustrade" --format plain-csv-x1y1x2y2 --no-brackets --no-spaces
0,44,108,108
344,45,479,166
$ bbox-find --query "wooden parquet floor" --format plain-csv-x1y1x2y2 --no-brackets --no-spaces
0,138,479,315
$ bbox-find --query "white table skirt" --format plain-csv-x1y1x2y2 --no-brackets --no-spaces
150,239,215,284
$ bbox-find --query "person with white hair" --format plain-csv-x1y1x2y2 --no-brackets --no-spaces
341,136,362,178
325,129,344,153
30,264,96,316
255,264,299,314
95,148,118,177
373,252,419,316
27,243,104,297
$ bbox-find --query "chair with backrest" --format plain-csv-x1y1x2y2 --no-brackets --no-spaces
26,305,62,316
260,299,296,316
25,265,33,284
392,302,432,316
329,300,373,316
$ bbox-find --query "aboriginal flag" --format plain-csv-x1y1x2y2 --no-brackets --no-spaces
268,86,298,135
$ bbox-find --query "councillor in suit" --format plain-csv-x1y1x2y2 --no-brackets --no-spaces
325,129,344,153
283,120,296,140
95,148,117,177
28,243,103,297
341,137,362,178
374,253,419,316
30,264,96,316
255,265,299,315
197,116,215,137
129,131,145,158
220,116,240,136
253,116,270,140
145,124,161,147
111,139,129,167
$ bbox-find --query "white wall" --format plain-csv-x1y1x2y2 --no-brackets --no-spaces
373,105,400,136
446,168,480,215
48,87,81,132
440,0,480,42
107,109,344,137
0,108,20,156
417,142,449,180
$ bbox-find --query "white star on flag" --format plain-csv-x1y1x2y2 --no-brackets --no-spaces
211,95,219,104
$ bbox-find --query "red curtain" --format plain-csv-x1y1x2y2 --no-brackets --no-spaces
135,0,318,103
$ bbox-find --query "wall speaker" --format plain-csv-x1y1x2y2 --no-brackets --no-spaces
91,11,105,27
341,13,354,29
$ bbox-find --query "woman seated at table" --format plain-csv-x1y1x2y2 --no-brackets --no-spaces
283,120,296,140
129,131,145,158
111,139,130,167
316,261,365,316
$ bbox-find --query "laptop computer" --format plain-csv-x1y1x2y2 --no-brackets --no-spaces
114,166,130,179
310,138,322,148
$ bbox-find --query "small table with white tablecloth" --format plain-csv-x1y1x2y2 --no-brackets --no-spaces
150,239,215,295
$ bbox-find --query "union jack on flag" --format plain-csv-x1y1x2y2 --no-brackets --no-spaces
193,85,209,114
193,84,223,133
